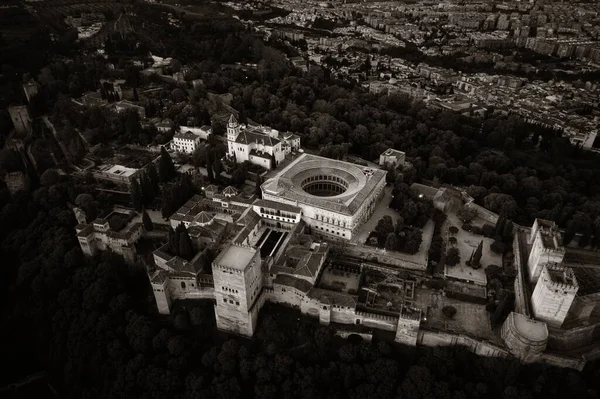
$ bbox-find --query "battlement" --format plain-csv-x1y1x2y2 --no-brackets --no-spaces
212,244,258,274
400,305,422,321
543,265,578,292
355,310,399,322
530,219,564,251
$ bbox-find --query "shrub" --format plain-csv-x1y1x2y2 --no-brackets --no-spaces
424,279,446,290
461,223,472,231
481,224,495,238
442,305,457,318
490,240,506,254
457,205,478,223
446,247,461,266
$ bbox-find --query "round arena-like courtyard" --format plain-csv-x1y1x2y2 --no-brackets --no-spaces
301,174,349,197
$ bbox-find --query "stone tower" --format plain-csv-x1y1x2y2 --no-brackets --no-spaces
527,219,565,283
212,244,264,337
394,306,422,346
226,114,241,157
8,106,32,136
531,264,578,328
149,270,172,315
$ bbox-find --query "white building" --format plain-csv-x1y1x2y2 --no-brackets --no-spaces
76,209,143,263
379,148,406,168
261,154,387,240
172,126,212,154
226,114,300,170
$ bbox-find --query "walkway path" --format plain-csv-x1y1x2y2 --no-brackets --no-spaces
353,186,400,244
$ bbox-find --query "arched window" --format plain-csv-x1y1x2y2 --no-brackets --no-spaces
323,306,328,310
181,281,186,289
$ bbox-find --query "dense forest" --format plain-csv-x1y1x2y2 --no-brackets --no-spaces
2,5,600,397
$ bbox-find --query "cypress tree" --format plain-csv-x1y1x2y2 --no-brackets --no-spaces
142,209,154,231
147,163,159,192
254,174,262,198
502,220,514,240
473,241,483,267
177,223,193,260
130,177,143,212
495,214,506,236
206,161,214,183
159,146,176,183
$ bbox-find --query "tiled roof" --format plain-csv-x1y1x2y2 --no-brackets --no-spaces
174,131,199,140
150,270,169,284
236,127,281,147
193,211,214,224
262,154,386,216
307,287,357,308
273,274,312,293
222,186,238,196
253,199,302,214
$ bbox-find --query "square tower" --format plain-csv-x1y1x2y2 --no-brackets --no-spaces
149,270,172,315
226,114,240,157
8,106,32,136
531,264,578,328
212,244,263,336
527,219,565,283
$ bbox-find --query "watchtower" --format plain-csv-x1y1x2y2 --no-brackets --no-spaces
527,219,565,283
395,306,422,346
531,264,578,328
8,106,32,136
149,270,172,315
212,244,263,336
226,114,241,156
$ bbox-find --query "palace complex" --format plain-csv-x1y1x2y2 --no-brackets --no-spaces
74,152,600,371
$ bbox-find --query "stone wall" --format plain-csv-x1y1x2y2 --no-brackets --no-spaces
346,244,427,271
269,284,303,309
168,275,201,299
331,306,358,325
537,352,587,371
547,324,596,351
512,231,531,316
418,329,509,358
500,312,547,357
355,310,398,331
466,203,498,224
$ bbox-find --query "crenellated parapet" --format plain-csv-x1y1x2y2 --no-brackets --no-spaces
528,219,566,284
501,312,548,359
541,264,578,293
531,265,578,328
